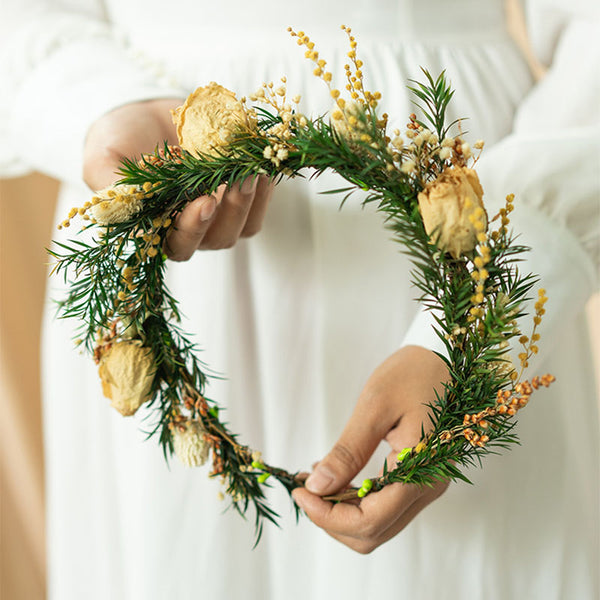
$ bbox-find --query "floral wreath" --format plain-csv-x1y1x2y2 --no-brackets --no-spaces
51,26,554,543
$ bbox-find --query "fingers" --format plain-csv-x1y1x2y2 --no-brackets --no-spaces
294,482,418,537
296,347,452,552
303,393,400,496
240,176,274,237
198,177,258,249
293,478,447,554
164,175,272,260
164,195,220,261
302,351,427,496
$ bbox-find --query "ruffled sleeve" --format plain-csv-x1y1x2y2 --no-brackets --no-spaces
0,0,186,184
402,14,599,365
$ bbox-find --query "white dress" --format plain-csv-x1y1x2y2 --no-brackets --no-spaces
1,1,598,599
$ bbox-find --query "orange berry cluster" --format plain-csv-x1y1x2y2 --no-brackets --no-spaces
139,145,184,168
463,408,493,447
460,373,555,447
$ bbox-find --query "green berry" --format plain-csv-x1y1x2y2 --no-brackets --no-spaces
357,488,367,498
251,460,264,470
257,472,271,484
397,447,411,462
361,478,373,492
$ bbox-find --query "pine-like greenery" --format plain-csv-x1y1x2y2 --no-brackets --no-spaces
49,69,551,544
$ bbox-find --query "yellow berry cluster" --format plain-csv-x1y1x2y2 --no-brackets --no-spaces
110,215,172,308
288,25,385,148
339,25,381,110
490,193,515,242
517,288,548,371
468,202,490,320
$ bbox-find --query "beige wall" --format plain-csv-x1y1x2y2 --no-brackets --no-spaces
1,174,57,600
0,174,598,600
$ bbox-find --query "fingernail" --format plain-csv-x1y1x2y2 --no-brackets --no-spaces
305,466,334,495
240,177,257,194
199,197,217,221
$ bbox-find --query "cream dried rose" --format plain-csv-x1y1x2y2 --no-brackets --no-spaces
98,340,156,416
172,420,209,467
171,82,251,158
417,166,486,258
90,183,146,225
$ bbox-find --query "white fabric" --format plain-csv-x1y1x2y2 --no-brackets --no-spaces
1,1,598,599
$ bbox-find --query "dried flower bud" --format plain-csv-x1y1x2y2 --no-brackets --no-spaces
97,340,156,416
330,101,366,145
171,82,253,157
173,420,209,467
417,167,487,258
90,183,145,225
490,352,517,379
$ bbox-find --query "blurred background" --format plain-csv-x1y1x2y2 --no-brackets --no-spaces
1,172,598,600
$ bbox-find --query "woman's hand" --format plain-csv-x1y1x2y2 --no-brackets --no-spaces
292,345,451,554
83,98,273,260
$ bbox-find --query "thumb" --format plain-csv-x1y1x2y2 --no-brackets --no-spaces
304,409,390,497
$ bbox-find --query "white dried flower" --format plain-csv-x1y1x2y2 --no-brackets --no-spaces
413,132,426,147
90,184,145,225
490,352,517,378
173,420,209,467
401,160,416,173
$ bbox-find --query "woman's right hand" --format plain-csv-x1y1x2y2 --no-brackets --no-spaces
83,98,274,261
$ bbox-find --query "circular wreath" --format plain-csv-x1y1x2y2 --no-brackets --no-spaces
51,26,554,543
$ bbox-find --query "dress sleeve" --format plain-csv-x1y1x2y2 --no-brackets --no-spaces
402,15,599,369
0,0,186,183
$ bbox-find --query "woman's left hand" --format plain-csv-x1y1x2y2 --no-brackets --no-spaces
292,345,450,554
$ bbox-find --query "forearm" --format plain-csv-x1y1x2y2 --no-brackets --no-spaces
0,1,185,183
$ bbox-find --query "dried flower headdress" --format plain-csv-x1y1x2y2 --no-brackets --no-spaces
50,26,554,543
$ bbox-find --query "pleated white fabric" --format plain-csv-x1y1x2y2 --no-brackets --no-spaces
1,1,598,598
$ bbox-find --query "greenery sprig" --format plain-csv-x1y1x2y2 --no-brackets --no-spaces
50,25,554,544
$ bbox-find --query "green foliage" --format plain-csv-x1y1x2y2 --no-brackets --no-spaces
50,71,544,543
